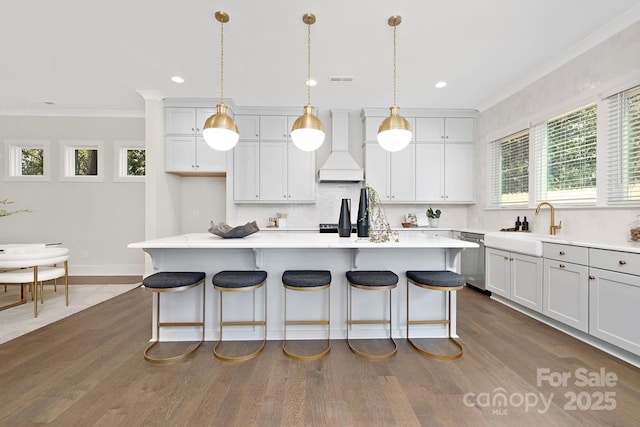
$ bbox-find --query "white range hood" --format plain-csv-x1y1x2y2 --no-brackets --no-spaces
318,110,364,182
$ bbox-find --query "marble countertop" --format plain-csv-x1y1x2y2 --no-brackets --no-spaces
128,232,478,250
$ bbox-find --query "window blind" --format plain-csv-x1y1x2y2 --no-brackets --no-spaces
488,130,529,206
534,103,597,204
607,85,640,204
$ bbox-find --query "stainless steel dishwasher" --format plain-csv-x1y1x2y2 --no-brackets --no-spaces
459,232,488,293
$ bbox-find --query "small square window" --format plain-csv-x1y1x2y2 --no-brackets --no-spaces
61,141,104,182
3,140,50,181
114,141,145,182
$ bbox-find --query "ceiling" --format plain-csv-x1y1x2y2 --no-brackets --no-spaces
1,0,640,116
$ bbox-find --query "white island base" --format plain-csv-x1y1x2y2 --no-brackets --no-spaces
128,232,478,343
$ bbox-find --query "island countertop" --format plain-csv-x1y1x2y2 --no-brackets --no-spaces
128,232,479,250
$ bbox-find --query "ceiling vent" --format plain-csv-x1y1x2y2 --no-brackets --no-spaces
328,76,354,82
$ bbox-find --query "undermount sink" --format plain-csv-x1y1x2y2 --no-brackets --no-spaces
484,232,544,256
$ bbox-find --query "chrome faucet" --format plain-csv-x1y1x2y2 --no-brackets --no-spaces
535,201,562,235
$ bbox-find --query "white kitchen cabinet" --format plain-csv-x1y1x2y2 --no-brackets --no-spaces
364,143,415,202
235,115,260,141
415,142,474,203
543,243,590,332
486,247,543,311
165,107,216,135
415,117,474,142
165,137,226,174
233,141,260,201
260,116,290,141
235,140,315,203
589,248,640,355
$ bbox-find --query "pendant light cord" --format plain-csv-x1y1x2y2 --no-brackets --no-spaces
393,23,397,107
306,20,311,106
220,19,225,102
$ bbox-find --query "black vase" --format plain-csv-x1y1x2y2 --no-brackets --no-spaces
338,198,351,237
356,188,370,237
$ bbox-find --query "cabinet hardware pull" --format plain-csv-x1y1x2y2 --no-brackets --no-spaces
619,260,627,265
504,256,509,260
559,264,565,268
589,275,595,280
509,257,514,261
559,251,565,255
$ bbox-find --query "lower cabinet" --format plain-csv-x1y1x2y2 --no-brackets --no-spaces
543,259,589,333
486,248,543,312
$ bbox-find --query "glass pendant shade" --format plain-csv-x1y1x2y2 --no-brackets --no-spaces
291,105,325,152
377,106,412,152
203,103,239,151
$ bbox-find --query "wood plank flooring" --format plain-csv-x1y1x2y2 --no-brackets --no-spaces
1,286,638,426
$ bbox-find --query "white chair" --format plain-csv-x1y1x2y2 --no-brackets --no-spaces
0,246,69,317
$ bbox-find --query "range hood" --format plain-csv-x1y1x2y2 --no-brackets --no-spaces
318,110,364,182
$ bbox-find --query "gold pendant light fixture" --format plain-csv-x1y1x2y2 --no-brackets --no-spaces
377,15,412,152
203,11,239,151
291,13,325,152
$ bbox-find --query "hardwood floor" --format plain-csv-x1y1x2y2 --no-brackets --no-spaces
1,286,638,426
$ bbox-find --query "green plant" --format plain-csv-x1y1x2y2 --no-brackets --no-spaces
0,199,31,217
427,207,441,219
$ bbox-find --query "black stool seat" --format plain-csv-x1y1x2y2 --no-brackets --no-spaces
346,270,398,287
406,271,465,288
213,270,267,289
144,272,206,289
282,270,331,288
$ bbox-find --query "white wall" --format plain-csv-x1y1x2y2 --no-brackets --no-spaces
0,115,145,275
471,21,640,241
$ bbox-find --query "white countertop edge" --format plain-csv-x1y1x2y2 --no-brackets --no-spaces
128,232,478,250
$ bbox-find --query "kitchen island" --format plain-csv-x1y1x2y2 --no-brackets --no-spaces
128,232,477,342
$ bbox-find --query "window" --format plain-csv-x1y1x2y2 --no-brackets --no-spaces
534,103,597,204
607,85,640,204
489,130,529,206
113,141,145,182
61,141,104,181
3,140,50,181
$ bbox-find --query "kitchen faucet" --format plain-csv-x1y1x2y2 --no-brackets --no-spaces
535,201,562,235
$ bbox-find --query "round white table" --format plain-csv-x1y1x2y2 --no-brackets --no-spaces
0,246,69,317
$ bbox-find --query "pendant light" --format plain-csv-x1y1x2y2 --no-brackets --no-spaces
291,13,325,152
377,15,412,152
203,11,239,151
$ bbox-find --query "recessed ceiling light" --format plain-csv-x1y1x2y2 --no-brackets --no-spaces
171,76,185,84
306,79,317,87
435,81,447,89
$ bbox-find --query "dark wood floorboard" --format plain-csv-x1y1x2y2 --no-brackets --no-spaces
0,286,638,426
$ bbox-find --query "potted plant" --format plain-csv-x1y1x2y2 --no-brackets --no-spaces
426,207,441,228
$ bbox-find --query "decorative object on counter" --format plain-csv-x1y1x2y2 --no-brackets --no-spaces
208,221,260,238
401,222,412,228
405,213,417,227
629,215,640,243
377,15,412,152
202,11,239,151
515,216,522,231
356,187,370,237
522,216,529,231
426,207,441,228
366,185,399,243
338,198,352,237
415,212,428,227
268,217,277,228
290,13,325,152
0,199,31,218
276,212,288,228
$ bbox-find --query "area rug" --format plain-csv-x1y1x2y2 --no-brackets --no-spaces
0,283,141,345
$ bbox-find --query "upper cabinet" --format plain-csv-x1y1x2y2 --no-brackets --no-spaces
165,107,217,135
362,110,476,204
233,114,315,203
415,117,474,142
165,107,226,175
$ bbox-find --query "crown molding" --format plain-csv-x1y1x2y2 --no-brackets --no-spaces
0,108,144,118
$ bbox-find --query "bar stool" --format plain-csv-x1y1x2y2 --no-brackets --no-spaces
346,270,398,360
406,270,465,360
212,270,267,362
282,270,331,361
143,271,206,364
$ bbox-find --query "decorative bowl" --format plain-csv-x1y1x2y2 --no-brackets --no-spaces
208,221,260,238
